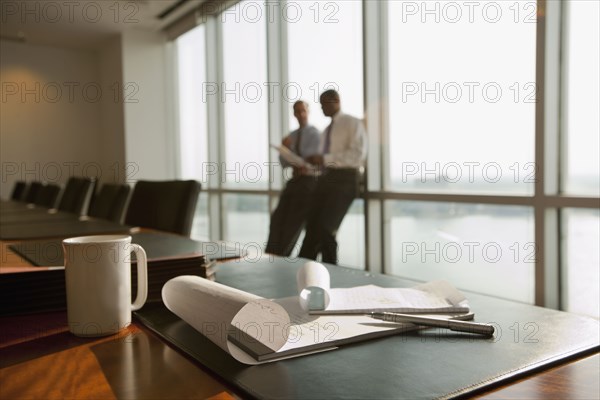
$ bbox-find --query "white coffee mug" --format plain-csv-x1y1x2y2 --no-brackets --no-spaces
63,235,148,337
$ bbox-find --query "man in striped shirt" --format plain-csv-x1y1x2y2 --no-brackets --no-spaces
265,100,321,256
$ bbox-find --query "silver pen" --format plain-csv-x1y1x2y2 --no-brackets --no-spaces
370,312,495,337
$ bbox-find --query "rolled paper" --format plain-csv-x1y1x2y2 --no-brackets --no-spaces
162,276,291,365
296,261,331,311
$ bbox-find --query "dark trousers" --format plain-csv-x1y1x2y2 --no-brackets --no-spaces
299,169,359,264
265,175,318,256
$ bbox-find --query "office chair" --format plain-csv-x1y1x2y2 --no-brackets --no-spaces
10,181,27,201
57,177,96,215
33,184,61,208
88,183,132,223
23,182,43,204
124,180,201,236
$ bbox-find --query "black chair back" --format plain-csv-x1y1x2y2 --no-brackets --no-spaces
10,181,27,201
124,180,201,236
57,177,96,215
33,184,61,208
23,182,43,204
89,184,131,223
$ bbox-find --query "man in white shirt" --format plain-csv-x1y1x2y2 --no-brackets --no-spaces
299,89,367,264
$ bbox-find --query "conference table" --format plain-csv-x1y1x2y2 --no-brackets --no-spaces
0,201,131,241
0,201,598,399
0,306,597,399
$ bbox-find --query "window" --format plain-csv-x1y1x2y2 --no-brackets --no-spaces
190,193,210,241
176,25,208,181
387,201,534,303
287,0,363,131
562,209,599,318
387,1,536,194
564,0,600,196
223,194,270,255
337,199,365,268
222,2,269,189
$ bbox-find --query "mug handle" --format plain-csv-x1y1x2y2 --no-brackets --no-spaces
131,244,148,311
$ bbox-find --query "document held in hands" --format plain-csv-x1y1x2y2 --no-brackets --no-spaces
270,144,307,167
271,144,324,177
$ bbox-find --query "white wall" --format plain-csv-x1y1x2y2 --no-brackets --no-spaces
121,30,175,181
1,31,174,199
0,40,104,198
98,36,127,184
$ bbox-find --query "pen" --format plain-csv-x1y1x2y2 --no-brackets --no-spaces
370,312,495,336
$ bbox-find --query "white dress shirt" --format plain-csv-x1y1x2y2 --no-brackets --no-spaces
321,112,367,169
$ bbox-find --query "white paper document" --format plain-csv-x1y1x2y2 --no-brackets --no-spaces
310,282,470,315
270,144,308,167
296,262,470,315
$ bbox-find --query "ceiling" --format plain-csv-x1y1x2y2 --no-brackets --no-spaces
0,0,205,50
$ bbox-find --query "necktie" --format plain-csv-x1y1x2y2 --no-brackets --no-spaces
295,128,303,155
323,122,333,154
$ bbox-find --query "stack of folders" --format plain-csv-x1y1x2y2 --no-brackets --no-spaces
0,253,209,316
201,259,217,281
1,232,243,316
131,253,208,303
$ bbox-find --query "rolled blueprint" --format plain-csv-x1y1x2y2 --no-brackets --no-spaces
162,276,291,365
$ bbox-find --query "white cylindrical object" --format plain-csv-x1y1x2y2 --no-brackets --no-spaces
297,261,331,311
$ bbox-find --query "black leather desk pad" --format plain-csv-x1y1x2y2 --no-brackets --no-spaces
0,219,130,240
134,257,600,400
9,232,247,265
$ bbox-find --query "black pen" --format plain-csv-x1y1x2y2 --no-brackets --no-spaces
370,312,495,336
